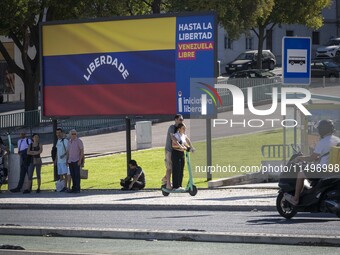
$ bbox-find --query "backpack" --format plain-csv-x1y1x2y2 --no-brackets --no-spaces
329,145,340,166
51,146,57,161
51,138,66,161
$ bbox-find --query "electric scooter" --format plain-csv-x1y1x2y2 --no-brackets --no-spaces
276,148,340,219
161,150,198,196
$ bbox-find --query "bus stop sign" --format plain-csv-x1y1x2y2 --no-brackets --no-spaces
282,36,311,85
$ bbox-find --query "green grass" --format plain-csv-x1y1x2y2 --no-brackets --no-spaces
2,129,293,191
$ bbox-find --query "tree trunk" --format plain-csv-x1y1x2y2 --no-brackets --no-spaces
151,0,162,14
257,25,265,69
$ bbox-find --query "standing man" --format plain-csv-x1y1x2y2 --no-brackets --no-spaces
67,129,84,193
55,128,69,191
10,132,32,192
163,114,183,190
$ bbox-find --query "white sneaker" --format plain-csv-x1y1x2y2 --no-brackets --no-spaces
175,187,185,192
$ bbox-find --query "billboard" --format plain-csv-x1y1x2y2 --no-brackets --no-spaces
41,13,216,118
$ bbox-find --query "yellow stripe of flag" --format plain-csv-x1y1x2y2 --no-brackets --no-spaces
43,17,176,56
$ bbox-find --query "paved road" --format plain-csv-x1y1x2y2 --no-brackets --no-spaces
0,235,339,255
1,209,339,237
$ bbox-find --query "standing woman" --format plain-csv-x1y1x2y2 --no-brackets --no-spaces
26,133,43,193
171,123,194,191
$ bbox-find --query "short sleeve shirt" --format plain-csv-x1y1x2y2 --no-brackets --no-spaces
314,135,340,165
17,138,31,153
165,125,176,152
68,138,84,163
57,138,68,163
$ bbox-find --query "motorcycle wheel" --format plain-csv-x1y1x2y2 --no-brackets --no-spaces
276,192,297,219
161,184,170,196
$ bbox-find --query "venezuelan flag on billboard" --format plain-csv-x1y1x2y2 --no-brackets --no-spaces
41,13,216,117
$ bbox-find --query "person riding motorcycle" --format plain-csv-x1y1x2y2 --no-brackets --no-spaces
284,120,340,205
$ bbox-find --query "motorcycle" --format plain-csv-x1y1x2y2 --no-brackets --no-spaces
276,147,340,219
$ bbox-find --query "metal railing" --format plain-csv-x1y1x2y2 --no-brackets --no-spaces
216,79,281,111
0,108,155,135
0,110,51,130
261,144,300,158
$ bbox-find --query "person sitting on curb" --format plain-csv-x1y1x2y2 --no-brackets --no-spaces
120,160,145,191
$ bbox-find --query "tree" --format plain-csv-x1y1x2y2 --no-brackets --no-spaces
0,0,136,112
251,0,332,68
168,0,267,38
0,0,45,112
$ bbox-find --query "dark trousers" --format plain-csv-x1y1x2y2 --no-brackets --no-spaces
69,161,81,192
172,150,185,189
17,152,29,190
120,180,145,190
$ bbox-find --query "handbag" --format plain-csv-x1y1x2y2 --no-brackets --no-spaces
33,157,42,166
55,179,65,192
80,168,88,179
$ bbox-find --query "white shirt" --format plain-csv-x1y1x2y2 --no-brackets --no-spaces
314,135,340,165
56,138,68,163
17,138,31,152
174,132,187,146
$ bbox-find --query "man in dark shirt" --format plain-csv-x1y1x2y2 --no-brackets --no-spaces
120,160,145,190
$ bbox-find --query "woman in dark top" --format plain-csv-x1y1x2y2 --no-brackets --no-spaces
26,133,43,193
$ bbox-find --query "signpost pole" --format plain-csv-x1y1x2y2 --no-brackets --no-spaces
52,119,58,181
126,117,132,175
206,118,212,181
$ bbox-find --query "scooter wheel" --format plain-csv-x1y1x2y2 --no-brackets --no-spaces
276,192,297,219
189,185,198,196
161,185,170,196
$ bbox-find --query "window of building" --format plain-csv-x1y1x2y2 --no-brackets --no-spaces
224,35,233,49
286,30,294,36
246,37,253,50
312,31,320,45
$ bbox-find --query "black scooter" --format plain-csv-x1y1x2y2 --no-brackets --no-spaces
277,149,340,219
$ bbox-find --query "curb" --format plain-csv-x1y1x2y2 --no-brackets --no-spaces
0,203,276,212
0,226,339,247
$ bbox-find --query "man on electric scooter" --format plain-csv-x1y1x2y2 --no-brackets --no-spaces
285,120,340,205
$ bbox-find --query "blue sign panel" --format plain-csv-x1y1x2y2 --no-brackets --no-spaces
175,14,216,117
282,37,311,85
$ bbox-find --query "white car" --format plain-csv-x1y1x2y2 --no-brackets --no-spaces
316,38,340,58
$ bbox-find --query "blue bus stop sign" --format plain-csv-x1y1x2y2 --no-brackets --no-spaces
282,37,311,85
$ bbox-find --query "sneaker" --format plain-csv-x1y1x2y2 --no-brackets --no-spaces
175,187,185,192
36,189,41,193
23,190,31,194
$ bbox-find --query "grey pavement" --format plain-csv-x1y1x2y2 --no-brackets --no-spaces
0,183,279,211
